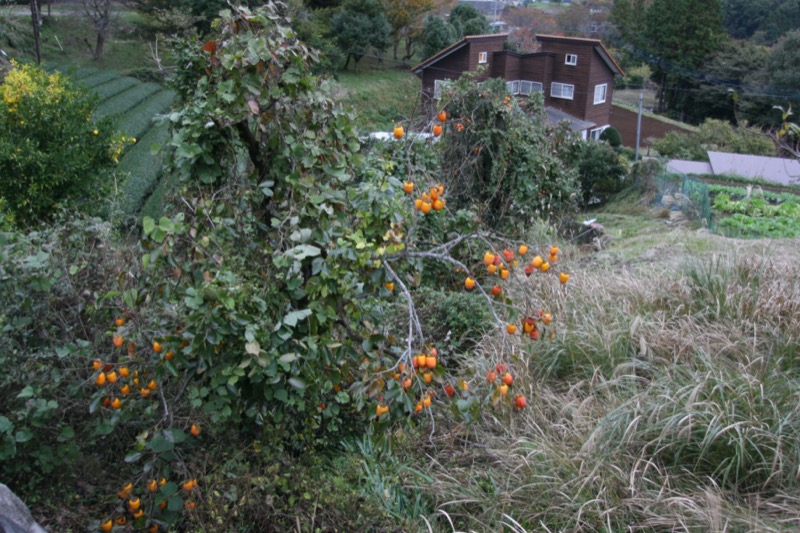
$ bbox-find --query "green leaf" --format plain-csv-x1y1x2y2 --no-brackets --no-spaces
288,377,306,390
143,216,156,236
286,245,321,260
148,435,175,453
278,353,298,364
15,430,33,443
161,482,179,497
124,451,143,463
283,309,312,327
0,416,13,434
16,385,34,399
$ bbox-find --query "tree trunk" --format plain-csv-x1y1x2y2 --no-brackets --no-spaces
94,31,105,60
30,0,40,64
343,54,351,70
393,39,399,60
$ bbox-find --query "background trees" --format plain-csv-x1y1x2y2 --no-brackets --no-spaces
331,0,391,70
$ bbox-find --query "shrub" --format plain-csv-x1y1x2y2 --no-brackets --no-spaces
576,140,628,204
599,126,622,147
653,119,776,161
0,62,123,226
438,78,580,230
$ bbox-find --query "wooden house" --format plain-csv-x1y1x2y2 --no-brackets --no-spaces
411,33,625,139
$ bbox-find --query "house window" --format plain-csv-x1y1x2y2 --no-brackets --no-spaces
589,126,608,140
551,82,574,100
519,81,543,95
593,83,607,104
478,51,488,64
565,54,578,66
434,79,452,100
506,80,520,94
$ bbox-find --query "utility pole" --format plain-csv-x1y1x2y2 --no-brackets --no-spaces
635,92,643,161
30,0,41,65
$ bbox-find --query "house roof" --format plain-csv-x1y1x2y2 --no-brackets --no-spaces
411,33,625,77
666,160,714,175
545,106,595,132
708,151,800,186
536,34,625,76
411,34,509,75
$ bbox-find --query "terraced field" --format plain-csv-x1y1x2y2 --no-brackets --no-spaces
61,66,176,219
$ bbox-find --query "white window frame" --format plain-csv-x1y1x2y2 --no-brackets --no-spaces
593,83,607,105
506,80,520,94
565,54,578,66
478,51,488,64
434,79,453,100
551,82,574,100
589,126,608,140
519,81,542,95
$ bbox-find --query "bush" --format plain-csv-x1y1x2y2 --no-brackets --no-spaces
599,126,622,147
0,62,123,226
576,141,628,204
652,119,776,161
438,77,580,230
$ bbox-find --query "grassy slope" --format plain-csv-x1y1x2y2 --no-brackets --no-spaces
395,193,800,531
334,59,422,133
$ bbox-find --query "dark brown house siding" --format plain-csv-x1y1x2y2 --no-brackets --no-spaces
414,33,624,135
583,46,615,128
538,41,594,122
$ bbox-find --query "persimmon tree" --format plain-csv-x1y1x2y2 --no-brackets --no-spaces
82,4,574,529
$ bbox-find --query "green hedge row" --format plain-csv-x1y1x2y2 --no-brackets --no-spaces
117,122,170,217
117,89,175,139
95,82,161,118
91,76,140,101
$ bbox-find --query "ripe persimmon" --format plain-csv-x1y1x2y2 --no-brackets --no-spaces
96,373,107,386
128,497,141,511
403,181,414,194
152,341,163,353
113,335,123,348
432,124,442,137
438,111,447,122
506,324,517,335
118,367,129,378
101,519,113,532
444,384,455,398
559,273,570,284
148,479,158,492
425,355,437,369
518,244,528,256
531,256,543,269
393,125,404,139
501,372,513,386
464,277,476,290
384,282,394,292
92,359,103,371
515,395,527,409
483,251,495,266
106,371,118,384
491,285,502,296
111,398,122,409
115,317,125,327
540,262,551,272
191,424,201,437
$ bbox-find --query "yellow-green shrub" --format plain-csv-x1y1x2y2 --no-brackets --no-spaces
0,62,127,226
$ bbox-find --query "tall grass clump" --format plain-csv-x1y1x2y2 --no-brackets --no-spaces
406,240,800,532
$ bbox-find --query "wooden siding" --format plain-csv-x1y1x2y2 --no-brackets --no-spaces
466,38,508,81
517,53,552,91
538,41,595,121
583,46,616,128
416,34,620,129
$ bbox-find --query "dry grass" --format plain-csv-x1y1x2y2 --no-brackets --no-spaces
406,221,800,531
